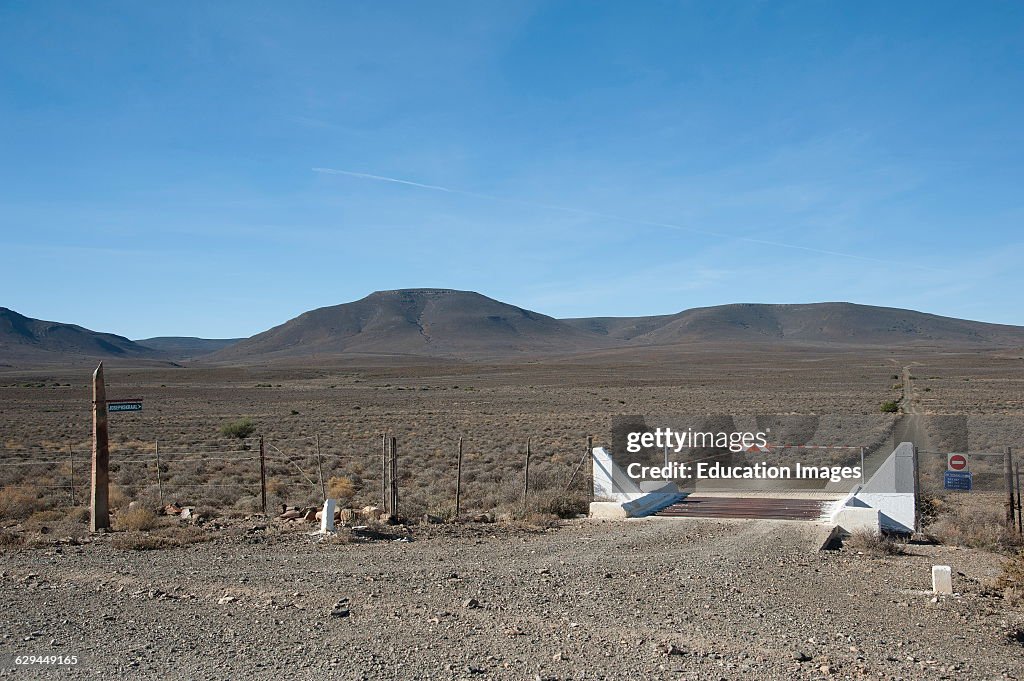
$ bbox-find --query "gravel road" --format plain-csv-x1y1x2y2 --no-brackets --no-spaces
1,518,1022,680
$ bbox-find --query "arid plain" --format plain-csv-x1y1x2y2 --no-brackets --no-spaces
1,346,1024,679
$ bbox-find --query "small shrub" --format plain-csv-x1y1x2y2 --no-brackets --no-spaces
108,484,129,510
220,418,256,439
523,512,561,528
0,530,25,547
531,490,589,519
27,509,64,524
845,529,906,555
929,508,1022,551
880,401,900,414
0,486,43,520
326,476,356,503
115,506,159,531
999,551,1024,602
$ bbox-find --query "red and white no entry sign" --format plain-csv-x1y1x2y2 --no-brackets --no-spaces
947,453,969,471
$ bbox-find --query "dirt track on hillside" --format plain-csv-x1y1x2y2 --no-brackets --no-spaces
1,518,1022,680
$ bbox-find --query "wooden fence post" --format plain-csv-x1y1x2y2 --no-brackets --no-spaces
455,437,464,520
315,434,326,502
90,362,110,532
1005,446,1016,528
259,435,267,515
155,439,164,508
522,437,531,516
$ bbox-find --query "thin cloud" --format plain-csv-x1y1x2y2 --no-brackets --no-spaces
312,167,942,271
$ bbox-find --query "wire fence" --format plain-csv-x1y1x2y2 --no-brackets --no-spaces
0,434,596,520
916,449,1022,528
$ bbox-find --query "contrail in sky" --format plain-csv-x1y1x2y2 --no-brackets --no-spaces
312,167,938,270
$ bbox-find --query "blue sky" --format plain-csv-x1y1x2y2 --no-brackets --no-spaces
2,1,1023,338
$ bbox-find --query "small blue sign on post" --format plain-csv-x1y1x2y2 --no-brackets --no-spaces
944,470,972,491
107,401,143,413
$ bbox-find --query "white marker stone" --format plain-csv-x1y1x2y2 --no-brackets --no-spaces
932,565,953,595
320,498,336,533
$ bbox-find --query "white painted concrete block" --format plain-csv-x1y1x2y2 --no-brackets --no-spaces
320,498,336,533
833,507,880,534
932,565,953,595
589,501,627,520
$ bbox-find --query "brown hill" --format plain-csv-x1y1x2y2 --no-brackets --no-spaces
136,337,242,360
0,307,161,365
7,296,1024,367
207,289,610,362
564,302,1024,347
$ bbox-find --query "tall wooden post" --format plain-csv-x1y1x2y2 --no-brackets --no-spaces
315,434,326,502
155,439,164,508
90,362,110,532
455,437,464,519
259,435,267,514
1005,446,1016,528
522,437,531,516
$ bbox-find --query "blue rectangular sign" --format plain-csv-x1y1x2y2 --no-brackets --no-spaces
108,402,143,413
944,470,972,491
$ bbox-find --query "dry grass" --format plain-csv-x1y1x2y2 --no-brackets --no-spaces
0,350,1020,522
326,476,356,503
0,486,43,520
0,529,25,547
529,489,589,519
996,551,1024,604
928,507,1022,552
845,529,907,556
114,506,159,531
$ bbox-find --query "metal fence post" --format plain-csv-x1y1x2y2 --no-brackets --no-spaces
315,434,326,502
522,437,531,516
155,439,164,508
259,435,267,515
68,445,76,506
455,437,464,519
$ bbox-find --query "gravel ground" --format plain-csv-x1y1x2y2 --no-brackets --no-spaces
1,518,1022,680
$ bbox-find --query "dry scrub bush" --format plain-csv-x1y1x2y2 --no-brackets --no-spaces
0,486,43,520
115,506,159,531
928,508,1022,552
326,476,356,503
27,509,63,523
0,530,24,547
107,484,128,510
999,551,1024,603
530,489,589,519
845,529,907,556
220,418,256,439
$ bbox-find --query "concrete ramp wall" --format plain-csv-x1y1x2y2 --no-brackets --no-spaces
590,447,684,518
830,442,916,534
